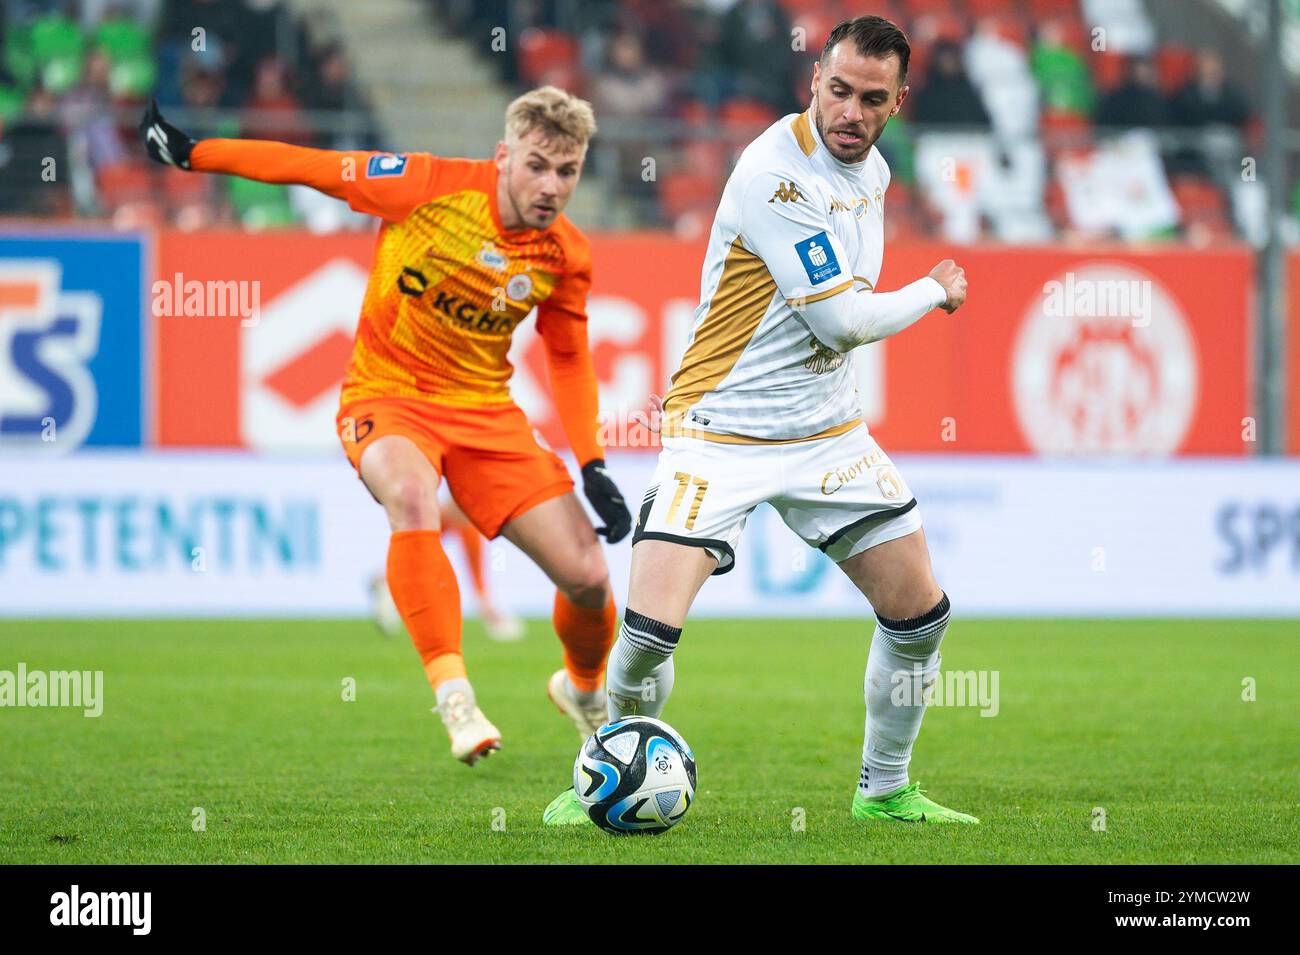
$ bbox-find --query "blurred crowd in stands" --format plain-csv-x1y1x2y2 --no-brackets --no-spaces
0,0,374,228
445,0,1266,243
0,0,1281,245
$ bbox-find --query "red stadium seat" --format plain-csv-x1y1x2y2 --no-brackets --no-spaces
164,166,210,205
518,28,579,86
929,11,971,43
1172,175,1232,244
791,10,839,52
95,162,153,208
904,0,957,14
680,138,728,175
991,14,1030,47
1171,174,1226,216
966,0,1018,16
1028,0,1080,15
1043,176,1072,231
659,170,720,224
1156,44,1196,94
677,98,712,126
720,98,777,130
778,0,840,16
1091,51,1127,92
1040,109,1093,152
1056,15,1090,53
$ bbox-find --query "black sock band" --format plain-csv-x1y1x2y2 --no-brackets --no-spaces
621,609,682,656
876,591,951,634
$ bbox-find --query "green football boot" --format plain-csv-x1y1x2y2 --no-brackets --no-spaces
542,788,592,826
851,782,979,824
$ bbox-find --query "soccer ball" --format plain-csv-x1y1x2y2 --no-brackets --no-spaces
573,716,696,835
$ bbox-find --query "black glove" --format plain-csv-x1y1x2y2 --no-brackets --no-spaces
581,459,631,544
139,99,196,169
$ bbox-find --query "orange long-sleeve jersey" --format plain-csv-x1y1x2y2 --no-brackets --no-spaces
190,139,604,465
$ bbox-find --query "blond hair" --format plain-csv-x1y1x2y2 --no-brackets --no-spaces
505,86,597,152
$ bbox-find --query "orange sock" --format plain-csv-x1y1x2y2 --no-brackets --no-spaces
386,530,465,691
454,525,488,601
553,591,617,692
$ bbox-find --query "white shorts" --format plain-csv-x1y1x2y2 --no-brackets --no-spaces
632,423,922,574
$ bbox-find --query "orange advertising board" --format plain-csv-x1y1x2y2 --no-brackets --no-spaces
154,231,1260,456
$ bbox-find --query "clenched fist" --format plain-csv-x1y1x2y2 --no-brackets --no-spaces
928,259,967,314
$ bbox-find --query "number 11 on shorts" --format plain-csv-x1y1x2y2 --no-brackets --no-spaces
666,471,709,530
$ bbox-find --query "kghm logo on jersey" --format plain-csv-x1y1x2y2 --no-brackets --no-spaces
0,261,101,451
769,180,805,203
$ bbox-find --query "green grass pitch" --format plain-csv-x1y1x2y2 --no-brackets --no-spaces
2,618,1297,864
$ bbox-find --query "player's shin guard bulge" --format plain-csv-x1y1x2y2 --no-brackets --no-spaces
553,591,617,693
860,592,951,798
386,530,466,689
606,609,681,720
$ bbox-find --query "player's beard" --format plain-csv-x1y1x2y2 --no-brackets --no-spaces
812,92,875,164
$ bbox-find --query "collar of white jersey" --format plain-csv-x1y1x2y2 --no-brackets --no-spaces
792,107,870,174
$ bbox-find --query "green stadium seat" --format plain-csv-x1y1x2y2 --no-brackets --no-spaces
4,23,37,88
108,56,157,97
0,85,25,123
94,18,151,61
227,176,299,229
1031,42,1095,116
30,13,87,93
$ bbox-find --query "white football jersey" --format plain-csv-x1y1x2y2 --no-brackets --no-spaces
663,108,890,442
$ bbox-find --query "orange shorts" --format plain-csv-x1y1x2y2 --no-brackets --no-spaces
337,396,574,539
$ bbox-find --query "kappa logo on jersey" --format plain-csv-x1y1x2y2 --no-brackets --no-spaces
794,232,841,284
366,153,409,178
0,261,102,450
769,180,805,203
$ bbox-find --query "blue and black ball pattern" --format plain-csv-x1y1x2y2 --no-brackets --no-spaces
574,716,697,835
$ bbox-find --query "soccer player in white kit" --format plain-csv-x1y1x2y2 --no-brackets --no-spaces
547,16,976,825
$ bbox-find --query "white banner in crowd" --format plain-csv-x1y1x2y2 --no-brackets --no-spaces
1,451,1298,618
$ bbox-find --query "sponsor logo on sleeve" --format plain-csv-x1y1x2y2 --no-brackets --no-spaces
794,232,841,284
769,180,805,203
366,154,409,179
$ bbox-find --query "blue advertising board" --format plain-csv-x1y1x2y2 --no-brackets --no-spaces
0,233,145,449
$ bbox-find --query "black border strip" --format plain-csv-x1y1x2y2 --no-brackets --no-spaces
818,498,918,553
631,530,735,575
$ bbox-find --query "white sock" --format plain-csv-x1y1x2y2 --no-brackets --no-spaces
860,593,951,798
606,609,680,720
570,678,603,708
435,677,473,708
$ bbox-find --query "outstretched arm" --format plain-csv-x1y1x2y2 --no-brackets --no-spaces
138,100,441,220
792,271,950,353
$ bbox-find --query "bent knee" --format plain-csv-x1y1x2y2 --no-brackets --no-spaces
558,545,610,607
384,477,440,531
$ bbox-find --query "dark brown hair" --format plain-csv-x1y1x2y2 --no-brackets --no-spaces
820,15,911,83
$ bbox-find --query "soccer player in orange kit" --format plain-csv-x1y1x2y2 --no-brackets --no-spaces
140,87,632,765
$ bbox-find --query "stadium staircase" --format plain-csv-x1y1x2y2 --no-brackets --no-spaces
286,0,608,226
